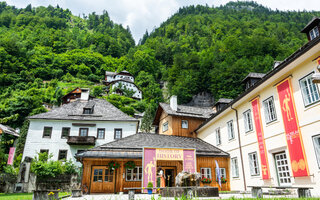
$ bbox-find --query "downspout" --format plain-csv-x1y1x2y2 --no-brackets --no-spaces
231,105,247,191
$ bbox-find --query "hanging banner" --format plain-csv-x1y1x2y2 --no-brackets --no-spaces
143,148,156,193
7,147,15,165
276,78,309,177
183,149,196,173
251,98,270,179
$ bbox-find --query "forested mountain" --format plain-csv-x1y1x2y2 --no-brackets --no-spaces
1,1,320,132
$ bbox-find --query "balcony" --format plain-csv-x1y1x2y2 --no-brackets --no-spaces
67,136,96,145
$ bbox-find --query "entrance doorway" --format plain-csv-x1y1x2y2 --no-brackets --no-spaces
274,152,291,186
90,166,115,193
163,167,176,187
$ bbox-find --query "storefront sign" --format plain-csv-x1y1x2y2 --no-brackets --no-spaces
143,147,196,192
156,148,183,160
276,78,309,177
7,147,15,165
251,98,270,179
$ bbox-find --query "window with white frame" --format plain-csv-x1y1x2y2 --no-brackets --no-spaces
227,120,235,140
200,168,212,179
243,109,253,132
163,122,168,132
248,152,260,176
216,128,221,145
231,157,239,178
309,27,320,40
181,120,188,129
263,96,277,123
299,73,320,106
312,135,320,168
126,166,142,181
215,168,226,179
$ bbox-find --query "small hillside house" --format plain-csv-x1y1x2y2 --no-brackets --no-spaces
22,90,139,165
104,70,142,100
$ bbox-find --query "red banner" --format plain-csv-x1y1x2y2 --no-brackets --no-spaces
251,98,270,179
7,147,15,165
276,78,309,177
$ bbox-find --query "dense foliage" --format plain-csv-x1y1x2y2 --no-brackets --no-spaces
0,1,320,168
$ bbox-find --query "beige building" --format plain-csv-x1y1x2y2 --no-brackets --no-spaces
197,18,320,196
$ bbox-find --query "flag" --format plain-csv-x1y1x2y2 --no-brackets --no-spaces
215,160,221,187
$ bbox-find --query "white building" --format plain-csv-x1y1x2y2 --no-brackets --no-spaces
104,70,142,100
196,18,320,196
22,91,139,166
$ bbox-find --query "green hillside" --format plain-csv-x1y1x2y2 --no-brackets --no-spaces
1,1,320,131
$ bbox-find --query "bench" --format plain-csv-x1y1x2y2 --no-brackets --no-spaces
247,186,313,198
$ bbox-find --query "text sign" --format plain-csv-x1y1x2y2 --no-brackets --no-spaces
156,148,183,160
183,149,196,173
276,78,309,177
251,98,270,179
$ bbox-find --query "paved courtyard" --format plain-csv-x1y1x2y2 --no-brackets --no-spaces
67,193,299,200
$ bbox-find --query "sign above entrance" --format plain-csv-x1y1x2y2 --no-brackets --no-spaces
156,148,183,160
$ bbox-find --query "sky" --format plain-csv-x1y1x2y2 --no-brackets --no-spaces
4,0,320,42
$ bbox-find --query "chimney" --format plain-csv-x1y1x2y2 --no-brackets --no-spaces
80,88,90,101
170,95,178,111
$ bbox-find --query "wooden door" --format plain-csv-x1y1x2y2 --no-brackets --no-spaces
163,166,176,187
90,166,115,193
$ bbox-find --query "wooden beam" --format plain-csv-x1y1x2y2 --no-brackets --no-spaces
312,73,320,83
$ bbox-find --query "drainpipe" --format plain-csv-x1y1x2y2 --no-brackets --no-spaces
231,105,247,191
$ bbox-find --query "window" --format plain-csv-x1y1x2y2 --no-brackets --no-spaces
40,149,49,154
263,96,277,123
200,168,212,179
61,127,70,138
243,110,253,132
181,120,188,129
309,27,320,40
93,169,103,182
58,150,67,160
114,129,122,139
163,122,168,132
215,168,226,179
43,127,52,138
313,135,320,168
79,128,88,136
299,73,320,106
215,128,221,145
227,120,235,140
126,166,142,181
105,168,114,182
97,128,105,139
231,157,239,178
83,108,93,114
248,152,260,176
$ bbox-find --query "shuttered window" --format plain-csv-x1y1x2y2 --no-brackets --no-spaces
231,157,239,178
227,120,235,140
216,128,221,145
243,110,253,132
248,152,260,176
299,73,320,106
263,96,277,123
313,135,320,168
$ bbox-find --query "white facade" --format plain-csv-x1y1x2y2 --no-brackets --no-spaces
111,81,142,99
23,119,138,166
197,40,320,196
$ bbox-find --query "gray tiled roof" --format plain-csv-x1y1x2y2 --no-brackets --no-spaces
0,124,19,137
216,98,233,104
159,103,214,119
29,98,138,121
76,133,229,158
242,72,266,81
105,71,117,76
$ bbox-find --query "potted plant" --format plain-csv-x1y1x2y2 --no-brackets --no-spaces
124,161,136,169
108,161,120,170
147,182,153,194
216,176,227,183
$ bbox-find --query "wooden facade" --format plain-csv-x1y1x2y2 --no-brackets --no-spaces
81,156,230,194
157,110,206,138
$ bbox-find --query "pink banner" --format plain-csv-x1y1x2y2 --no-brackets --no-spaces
183,150,196,173
143,148,156,192
7,147,15,165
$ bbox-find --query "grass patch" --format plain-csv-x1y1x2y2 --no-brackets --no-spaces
0,192,70,200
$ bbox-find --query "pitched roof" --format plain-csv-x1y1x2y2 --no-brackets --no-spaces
242,72,266,82
29,98,138,122
76,133,229,159
0,124,19,137
105,71,117,76
301,17,320,33
162,103,213,118
215,98,233,104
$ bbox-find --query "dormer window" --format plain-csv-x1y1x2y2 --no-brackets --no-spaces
83,108,93,114
310,27,319,40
